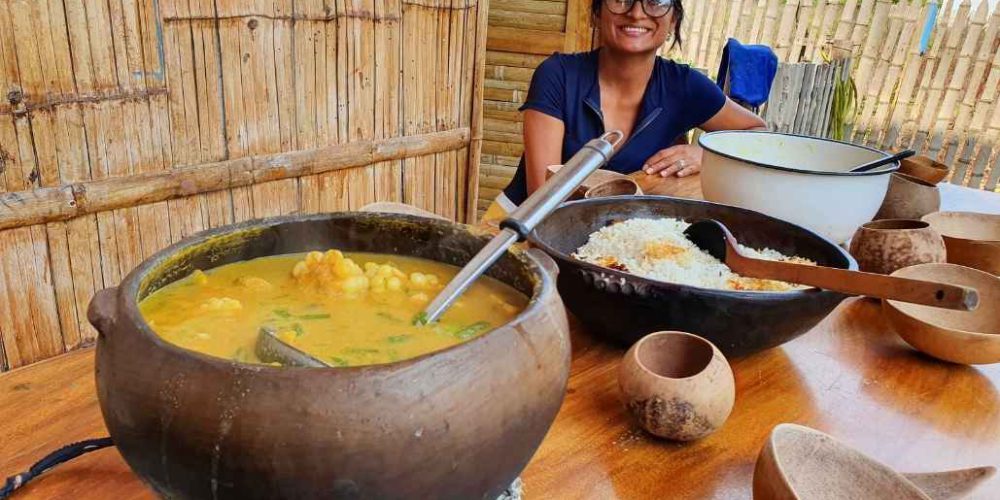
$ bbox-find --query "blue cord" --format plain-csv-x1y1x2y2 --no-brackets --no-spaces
1,437,113,499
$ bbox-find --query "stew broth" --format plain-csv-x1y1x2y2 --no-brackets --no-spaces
139,251,527,366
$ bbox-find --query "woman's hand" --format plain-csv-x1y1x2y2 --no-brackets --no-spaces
643,144,704,178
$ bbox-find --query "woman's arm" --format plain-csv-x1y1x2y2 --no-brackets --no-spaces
643,98,765,177
522,109,566,194
701,98,767,132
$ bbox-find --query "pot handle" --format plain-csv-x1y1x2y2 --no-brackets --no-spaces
526,248,560,277
87,287,118,337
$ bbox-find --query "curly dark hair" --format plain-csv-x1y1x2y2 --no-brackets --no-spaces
590,0,684,49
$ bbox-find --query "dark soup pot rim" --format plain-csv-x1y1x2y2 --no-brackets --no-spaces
107,211,555,373
527,195,857,298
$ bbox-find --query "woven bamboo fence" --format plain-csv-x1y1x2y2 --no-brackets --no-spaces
761,59,848,137
0,0,489,371
673,0,1000,191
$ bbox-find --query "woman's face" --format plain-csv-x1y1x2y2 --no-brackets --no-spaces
598,0,675,55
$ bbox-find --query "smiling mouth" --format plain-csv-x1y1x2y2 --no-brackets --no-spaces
619,25,652,35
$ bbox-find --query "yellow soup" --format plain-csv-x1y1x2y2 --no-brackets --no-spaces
139,250,528,367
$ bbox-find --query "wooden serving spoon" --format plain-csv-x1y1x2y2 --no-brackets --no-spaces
683,219,979,311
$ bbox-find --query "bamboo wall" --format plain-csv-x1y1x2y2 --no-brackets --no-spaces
675,0,1000,191
476,0,593,219
0,0,488,371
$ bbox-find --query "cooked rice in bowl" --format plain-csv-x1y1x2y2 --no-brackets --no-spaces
573,218,815,291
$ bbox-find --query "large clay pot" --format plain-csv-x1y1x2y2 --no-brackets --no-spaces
618,331,735,441
875,172,940,220
87,212,571,499
848,219,946,275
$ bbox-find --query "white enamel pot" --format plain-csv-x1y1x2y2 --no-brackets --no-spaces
699,131,898,244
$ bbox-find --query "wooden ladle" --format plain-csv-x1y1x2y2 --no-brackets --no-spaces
754,423,996,499
683,219,979,311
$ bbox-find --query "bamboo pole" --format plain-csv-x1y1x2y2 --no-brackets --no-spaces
0,128,469,231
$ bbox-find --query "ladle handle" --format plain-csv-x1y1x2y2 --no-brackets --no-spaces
500,131,623,239
421,131,623,324
731,257,979,311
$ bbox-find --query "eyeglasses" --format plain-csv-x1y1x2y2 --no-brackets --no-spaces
604,0,674,18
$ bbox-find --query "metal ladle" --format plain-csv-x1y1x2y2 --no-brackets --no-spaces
256,131,625,367
420,130,624,323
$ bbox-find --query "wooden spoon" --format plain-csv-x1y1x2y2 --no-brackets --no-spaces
902,467,997,500
754,423,996,500
683,219,979,311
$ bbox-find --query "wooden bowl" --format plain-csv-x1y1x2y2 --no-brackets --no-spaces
922,211,1000,275
87,212,571,498
584,178,641,199
754,423,995,499
848,219,946,275
618,331,735,441
899,155,949,184
875,172,941,220
883,263,1000,364
546,164,644,200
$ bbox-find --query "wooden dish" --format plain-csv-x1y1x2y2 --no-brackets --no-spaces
753,423,995,499
546,164,644,199
883,263,1000,365
584,178,641,199
899,155,949,184
618,331,734,441
875,172,941,221
848,219,946,275
922,211,1000,275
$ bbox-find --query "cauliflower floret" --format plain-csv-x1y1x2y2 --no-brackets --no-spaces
200,297,243,312
190,269,209,285
236,276,273,292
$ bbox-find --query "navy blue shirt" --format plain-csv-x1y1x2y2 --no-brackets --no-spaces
502,49,727,205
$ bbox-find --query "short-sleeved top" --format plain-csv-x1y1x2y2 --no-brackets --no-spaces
501,49,727,206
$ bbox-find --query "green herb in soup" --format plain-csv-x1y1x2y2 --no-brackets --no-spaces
139,250,527,366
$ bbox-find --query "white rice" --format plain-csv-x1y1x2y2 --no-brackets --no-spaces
572,218,811,291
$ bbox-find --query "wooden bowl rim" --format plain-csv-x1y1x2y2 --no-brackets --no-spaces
859,219,932,231
630,331,721,381
922,211,1000,243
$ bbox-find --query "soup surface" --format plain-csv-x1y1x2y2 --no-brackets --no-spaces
139,250,527,367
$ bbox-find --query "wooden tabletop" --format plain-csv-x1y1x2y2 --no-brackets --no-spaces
3,174,1000,499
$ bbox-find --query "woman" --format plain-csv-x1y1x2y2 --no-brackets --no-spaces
484,0,766,220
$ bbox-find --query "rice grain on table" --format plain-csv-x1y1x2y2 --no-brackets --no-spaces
572,218,812,291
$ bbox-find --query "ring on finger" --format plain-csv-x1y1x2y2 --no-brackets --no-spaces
677,159,686,169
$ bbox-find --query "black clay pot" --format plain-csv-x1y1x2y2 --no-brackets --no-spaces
529,196,855,357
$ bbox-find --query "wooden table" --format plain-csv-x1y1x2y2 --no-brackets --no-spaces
3,174,1000,499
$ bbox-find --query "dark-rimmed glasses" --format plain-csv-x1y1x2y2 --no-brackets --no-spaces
604,0,674,18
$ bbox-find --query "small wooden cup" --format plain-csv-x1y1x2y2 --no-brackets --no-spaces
875,172,941,221
618,331,735,441
849,219,946,275
584,178,641,199
899,155,949,184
